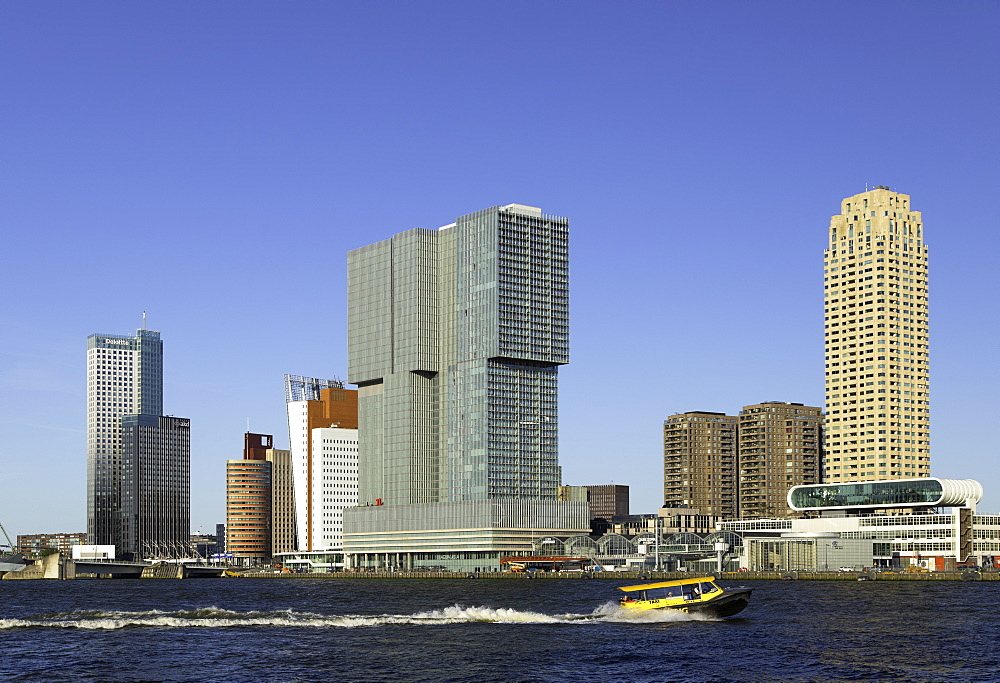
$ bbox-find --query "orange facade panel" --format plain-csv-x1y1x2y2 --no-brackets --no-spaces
304,387,359,431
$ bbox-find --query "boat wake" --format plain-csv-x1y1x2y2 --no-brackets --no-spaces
589,601,715,623
0,603,704,630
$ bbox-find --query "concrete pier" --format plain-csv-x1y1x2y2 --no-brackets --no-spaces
1,552,74,580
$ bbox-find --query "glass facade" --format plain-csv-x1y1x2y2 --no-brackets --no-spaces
344,204,582,570
347,205,570,506
789,479,944,510
284,375,344,402
119,415,191,560
345,499,589,570
86,330,164,547
348,230,442,506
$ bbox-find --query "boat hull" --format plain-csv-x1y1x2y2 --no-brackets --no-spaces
682,588,753,618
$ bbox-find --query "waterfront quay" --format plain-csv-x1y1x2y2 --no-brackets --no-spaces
235,569,998,581
7,553,993,581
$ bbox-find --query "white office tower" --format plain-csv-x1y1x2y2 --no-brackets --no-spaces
284,375,359,551
311,428,358,550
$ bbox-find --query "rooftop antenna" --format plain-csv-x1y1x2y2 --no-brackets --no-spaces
142,311,147,329
246,417,251,432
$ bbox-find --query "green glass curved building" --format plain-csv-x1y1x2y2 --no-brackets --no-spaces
788,478,983,512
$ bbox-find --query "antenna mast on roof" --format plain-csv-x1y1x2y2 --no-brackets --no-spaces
142,311,147,329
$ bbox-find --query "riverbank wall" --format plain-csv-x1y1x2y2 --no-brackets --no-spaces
234,569,998,581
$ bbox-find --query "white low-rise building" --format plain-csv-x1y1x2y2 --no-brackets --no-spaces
722,478,999,571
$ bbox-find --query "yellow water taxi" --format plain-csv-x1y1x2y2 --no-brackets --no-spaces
618,576,752,618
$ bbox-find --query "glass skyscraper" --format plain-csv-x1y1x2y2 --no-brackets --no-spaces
119,414,191,559
86,328,189,559
344,204,587,571
348,203,569,505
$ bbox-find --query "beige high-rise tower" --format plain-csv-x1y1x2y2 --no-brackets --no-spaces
823,187,930,481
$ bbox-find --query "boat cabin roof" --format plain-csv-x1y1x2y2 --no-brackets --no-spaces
617,577,717,592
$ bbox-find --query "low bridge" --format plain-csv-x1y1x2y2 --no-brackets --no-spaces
74,559,147,577
3,554,227,580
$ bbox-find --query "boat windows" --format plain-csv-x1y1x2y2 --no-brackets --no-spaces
683,582,718,600
619,580,722,604
649,588,681,600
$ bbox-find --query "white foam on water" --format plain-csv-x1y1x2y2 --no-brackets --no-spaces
589,601,704,623
0,603,707,630
411,605,568,623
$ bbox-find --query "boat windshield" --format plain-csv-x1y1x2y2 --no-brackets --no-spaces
681,581,719,600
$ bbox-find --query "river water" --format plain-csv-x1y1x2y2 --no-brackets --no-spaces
2,577,997,682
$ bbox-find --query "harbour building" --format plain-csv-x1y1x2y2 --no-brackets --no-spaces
823,188,930,481
528,479,1000,573
267,444,296,556
87,328,189,559
16,532,87,560
284,375,358,558
344,204,589,571
585,485,630,522
663,403,822,521
723,478,999,572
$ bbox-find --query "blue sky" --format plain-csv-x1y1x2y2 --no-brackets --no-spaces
2,1,998,538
